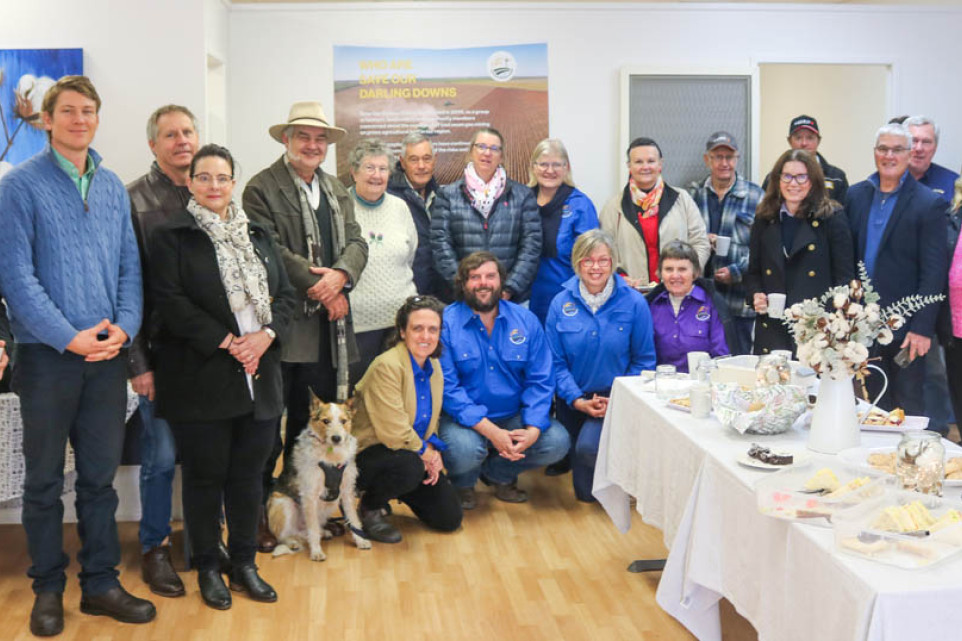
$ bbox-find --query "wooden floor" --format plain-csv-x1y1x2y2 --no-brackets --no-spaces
0,472,731,641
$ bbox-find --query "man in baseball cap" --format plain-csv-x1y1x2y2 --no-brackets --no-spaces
689,131,763,354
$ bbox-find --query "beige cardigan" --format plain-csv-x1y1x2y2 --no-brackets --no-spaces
352,342,443,453
599,185,711,286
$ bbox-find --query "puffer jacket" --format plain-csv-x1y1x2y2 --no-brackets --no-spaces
431,176,541,301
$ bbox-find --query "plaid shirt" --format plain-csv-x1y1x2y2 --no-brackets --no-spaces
689,174,764,318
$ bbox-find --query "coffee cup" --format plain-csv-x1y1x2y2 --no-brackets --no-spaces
767,293,787,319
714,236,731,257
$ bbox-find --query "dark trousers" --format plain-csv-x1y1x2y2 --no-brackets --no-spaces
356,444,462,532
867,342,927,420
348,328,391,391
14,344,127,596
171,414,276,570
556,398,605,502
944,337,962,436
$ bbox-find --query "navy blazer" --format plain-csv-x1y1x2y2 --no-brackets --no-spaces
845,173,949,338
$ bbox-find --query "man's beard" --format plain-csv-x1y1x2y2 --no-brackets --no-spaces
465,285,501,313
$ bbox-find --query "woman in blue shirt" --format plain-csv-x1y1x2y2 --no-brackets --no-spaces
528,139,599,323
545,230,657,501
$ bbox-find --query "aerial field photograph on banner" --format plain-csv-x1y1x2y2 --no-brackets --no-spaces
333,43,548,185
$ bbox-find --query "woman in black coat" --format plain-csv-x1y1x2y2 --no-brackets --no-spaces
744,149,855,355
149,145,294,610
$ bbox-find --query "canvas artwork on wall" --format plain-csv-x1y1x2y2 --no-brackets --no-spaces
0,48,83,178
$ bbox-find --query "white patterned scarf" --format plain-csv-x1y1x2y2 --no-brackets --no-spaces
464,162,507,218
187,198,272,326
579,276,615,314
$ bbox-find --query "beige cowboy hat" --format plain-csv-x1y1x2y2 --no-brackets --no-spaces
268,101,347,144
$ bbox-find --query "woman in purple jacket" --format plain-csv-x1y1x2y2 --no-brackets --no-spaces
645,240,729,372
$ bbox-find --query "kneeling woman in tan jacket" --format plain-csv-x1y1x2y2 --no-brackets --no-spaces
352,296,463,543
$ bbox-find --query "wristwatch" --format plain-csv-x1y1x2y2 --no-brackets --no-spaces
262,327,276,341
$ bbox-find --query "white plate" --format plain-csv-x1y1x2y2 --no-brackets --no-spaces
837,445,962,487
737,451,810,471
859,415,930,432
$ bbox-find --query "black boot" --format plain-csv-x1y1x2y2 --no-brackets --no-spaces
229,565,277,603
198,568,231,610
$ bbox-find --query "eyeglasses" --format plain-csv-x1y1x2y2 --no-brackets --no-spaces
192,173,233,186
473,143,502,154
709,154,738,164
358,164,389,175
779,173,810,185
534,161,567,171
580,257,612,268
875,145,910,156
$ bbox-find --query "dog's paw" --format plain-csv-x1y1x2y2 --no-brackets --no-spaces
355,537,373,550
286,540,301,551
322,529,333,540
309,548,327,562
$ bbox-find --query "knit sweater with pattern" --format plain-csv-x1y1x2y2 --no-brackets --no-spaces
0,146,142,351
349,190,418,333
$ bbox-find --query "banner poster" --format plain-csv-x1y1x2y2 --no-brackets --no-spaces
333,43,548,186
0,48,83,178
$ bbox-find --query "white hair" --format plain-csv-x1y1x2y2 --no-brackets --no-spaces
904,115,940,145
874,123,911,149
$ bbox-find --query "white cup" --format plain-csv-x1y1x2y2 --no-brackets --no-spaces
687,351,710,376
714,236,731,257
767,293,787,319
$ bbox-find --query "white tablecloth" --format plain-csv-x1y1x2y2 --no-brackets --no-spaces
593,376,962,641
0,388,140,504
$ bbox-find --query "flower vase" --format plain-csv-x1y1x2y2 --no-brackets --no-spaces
808,374,861,454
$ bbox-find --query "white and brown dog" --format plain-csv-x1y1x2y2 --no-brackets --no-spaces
267,397,371,561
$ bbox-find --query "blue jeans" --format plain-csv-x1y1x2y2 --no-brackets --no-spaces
14,345,127,596
438,414,570,488
573,418,603,502
137,396,177,552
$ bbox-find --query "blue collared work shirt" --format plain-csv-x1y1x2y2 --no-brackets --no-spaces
409,352,446,454
440,300,554,430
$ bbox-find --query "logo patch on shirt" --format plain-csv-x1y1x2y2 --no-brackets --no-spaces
562,301,579,317
509,328,527,345
825,181,834,190
561,204,573,219
695,306,711,322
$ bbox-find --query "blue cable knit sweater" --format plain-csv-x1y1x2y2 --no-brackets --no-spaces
0,146,142,352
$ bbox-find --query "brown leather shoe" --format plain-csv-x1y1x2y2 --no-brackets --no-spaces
80,586,156,624
142,545,185,597
256,508,277,554
30,592,63,637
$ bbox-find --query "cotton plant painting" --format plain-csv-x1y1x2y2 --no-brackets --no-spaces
0,48,83,178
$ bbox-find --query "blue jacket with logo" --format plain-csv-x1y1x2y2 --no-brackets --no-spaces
546,276,656,405
529,188,599,323
439,300,554,429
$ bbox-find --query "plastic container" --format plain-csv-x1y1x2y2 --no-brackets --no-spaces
755,459,890,527
832,488,962,568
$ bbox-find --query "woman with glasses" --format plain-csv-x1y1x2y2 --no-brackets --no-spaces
745,149,854,355
431,127,541,302
527,138,599,324
599,137,710,291
346,139,419,387
149,144,295,609
545,230,656,495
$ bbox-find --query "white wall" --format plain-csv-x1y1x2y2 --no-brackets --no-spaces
1,0,211,184
229,2,962,207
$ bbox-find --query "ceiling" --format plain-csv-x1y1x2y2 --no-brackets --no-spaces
231,0,962,5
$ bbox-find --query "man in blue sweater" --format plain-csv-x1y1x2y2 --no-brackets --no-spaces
438,252,569,510
0,76,153,636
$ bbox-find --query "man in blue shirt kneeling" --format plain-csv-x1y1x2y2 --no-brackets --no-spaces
438,252,569,510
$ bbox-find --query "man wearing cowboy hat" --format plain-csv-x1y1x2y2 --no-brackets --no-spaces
243,101,367,551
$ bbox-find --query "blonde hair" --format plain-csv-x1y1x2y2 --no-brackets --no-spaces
526,138,576,188
952,175,962,213
571,230,617,278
